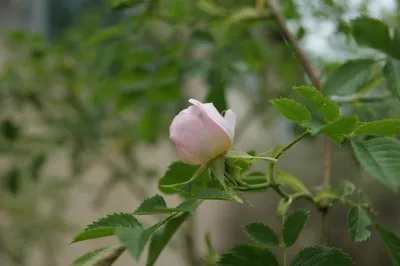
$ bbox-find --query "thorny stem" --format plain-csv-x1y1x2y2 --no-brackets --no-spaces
266,0,332,244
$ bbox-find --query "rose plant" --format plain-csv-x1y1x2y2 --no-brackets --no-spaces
69,85,400,266
68,1,400,266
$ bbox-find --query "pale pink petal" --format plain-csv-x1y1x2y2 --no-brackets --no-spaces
188,99,234,140
223,109,236,139
169,106,232,165
176,146,201,165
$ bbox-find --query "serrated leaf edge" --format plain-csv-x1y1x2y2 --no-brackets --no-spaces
241,222,279,248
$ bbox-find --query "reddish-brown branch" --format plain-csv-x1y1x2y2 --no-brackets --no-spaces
266,0,331,190
266,0,332,245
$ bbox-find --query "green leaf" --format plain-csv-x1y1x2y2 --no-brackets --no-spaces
1,119,20,142
134,195,169,215
319,116,359,135
147,213,189,266
117,221,162,261
71,245,125,266
72,228,117,243
290,245,354,266
84,26,122,47
195,188,231,200
270,98,311,124
197,0,227,16
3,167,20,194
276,170,311,194
383,59,400,100
180,59,213,77
206,67,227,112
302,120,326,136
276,197,293,218
376,224,400,266
189,29,215,46
296,26,306,40
139,107,160,143
71,213,143,243
350,16,392,56
351,138,400,191
225,8,267,27
283,209,310,247
156,199,199,213
391,29,400,59
328,134,346,145
217,244,279,266
347,206,371,242
86,213,143,230
116,228,147,260
241,222,279,248
323,59,377,96
159,162,208,194
284,0,300,19
294,86,340,122
351,119,400,136
31,153,46,182
116,90,145,111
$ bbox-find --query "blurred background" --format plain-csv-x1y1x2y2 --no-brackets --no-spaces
0,0,399,265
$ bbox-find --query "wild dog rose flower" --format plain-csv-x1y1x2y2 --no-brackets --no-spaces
169,99,236,165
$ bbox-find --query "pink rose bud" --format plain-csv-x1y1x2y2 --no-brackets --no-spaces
169,99,236,165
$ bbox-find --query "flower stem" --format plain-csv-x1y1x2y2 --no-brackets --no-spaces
283,247,287,266
269,132,309,189
322,208,329,245
275,131,309,160
184,216,200,266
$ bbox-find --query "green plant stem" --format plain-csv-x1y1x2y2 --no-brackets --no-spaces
235,181,290,198
266,0,332,245
184,216,200,266
283,247,287,266
238,132,309,200
322,209,329,245
273,185,290,199
269,132,309,197
275,131,309,160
